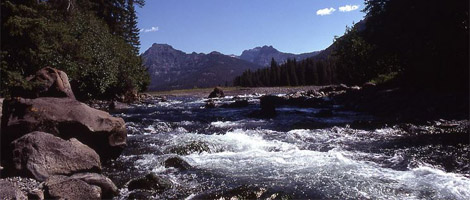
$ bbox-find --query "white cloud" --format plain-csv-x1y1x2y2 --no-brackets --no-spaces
339,5,360,12
316,7,336,16
140,26,159,33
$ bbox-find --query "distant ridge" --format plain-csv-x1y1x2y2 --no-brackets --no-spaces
239,45,320,67
141,43,264,91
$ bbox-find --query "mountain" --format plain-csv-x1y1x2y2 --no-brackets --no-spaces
142,44,264,91
239,45,320,67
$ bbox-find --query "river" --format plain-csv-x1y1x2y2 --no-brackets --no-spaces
103,94,469,199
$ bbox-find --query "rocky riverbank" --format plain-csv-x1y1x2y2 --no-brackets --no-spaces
0,67,126,199
200,83,468,124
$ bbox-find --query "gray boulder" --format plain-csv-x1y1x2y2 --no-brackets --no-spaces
1,97,127,159
44,175,101,200
18,67,75,99
11,132,101,181
70,173,118,199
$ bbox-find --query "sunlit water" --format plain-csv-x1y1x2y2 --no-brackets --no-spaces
104,95,470,199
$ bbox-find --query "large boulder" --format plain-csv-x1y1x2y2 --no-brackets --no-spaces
208,87,225,98
249,95,284,118
44,175,101,200
1,97,127,159
17,67,75,99
10,132,101,181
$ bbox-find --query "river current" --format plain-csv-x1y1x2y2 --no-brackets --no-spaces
104,94,470,199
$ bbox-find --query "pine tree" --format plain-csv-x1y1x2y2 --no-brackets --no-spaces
124,0,142,54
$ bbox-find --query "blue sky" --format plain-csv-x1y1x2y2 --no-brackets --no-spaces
137,0,365,55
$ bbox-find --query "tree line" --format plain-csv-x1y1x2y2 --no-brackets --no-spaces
233,58,337,87
235,0,468,91
1,0,150,99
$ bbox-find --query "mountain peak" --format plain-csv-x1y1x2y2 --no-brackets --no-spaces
150,43,175,50
239,45,319,66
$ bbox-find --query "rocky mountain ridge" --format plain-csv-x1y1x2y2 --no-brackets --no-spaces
142,44,264,91
238,45,320,66
142,43,321,91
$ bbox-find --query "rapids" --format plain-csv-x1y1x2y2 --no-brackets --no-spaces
103,95,470,199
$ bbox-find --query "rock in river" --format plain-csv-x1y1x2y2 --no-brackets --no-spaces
164,156,192,170
1,97,127,160
10,132,101,181
127,173,172,192
208,87,225,98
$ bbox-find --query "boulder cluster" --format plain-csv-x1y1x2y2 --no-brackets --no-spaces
0,67,125,199
249,85,360,118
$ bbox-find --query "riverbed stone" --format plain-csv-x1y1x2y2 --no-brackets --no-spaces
127,173,172,192
11,132,101,181
0,179,28,200
164,156,192,170
1,97,127,160
70,173,118,198
44,175,101,200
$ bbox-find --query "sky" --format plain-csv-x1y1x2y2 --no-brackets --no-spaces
136,0,366,55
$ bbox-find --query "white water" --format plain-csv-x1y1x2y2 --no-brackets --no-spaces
182,129,470,199
108,97,469,199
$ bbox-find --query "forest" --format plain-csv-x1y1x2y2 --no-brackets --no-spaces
1,0,149,100
234,0,469,91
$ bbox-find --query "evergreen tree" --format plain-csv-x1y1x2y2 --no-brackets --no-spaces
124,0,142,54
1,0,149,99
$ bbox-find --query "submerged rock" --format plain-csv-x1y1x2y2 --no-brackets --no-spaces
164,156,192,170
127,173,172,192
315,109,334,118
109,101,130,111
10,132,101,181
220,99,249,108
44,175,101,200
1,97,127,160
208,87,225,98
127,190,155,199
205,100,216,109
165,141,211,155
193,185,288,200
